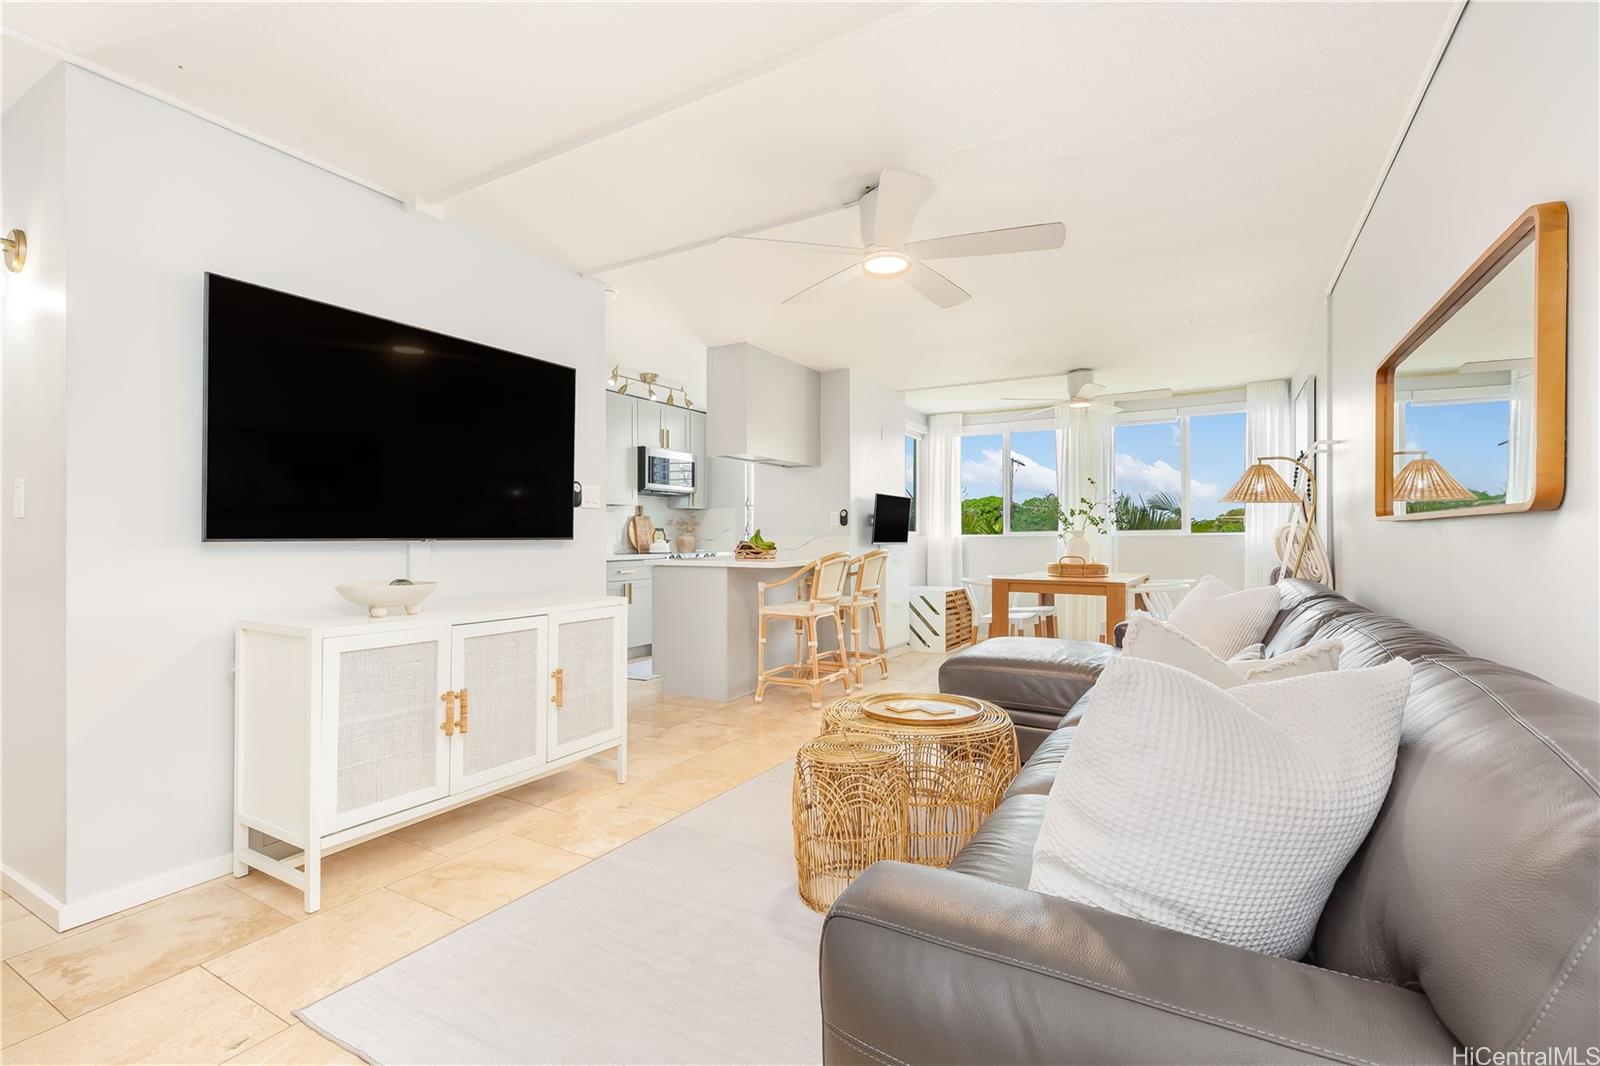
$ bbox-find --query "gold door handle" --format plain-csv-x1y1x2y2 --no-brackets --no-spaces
551,667,565,708
457,688,469,734
624,582,633,605
440,691,457,737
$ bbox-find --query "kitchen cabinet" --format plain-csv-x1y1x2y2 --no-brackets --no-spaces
605,391,638,505
606,558,656,652
669,409,710,510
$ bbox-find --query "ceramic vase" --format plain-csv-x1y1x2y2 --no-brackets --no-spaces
1061,529,1094,562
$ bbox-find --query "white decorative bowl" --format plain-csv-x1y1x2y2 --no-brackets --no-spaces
336,581,439,618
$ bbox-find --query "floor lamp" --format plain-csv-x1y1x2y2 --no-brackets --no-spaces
1220,454,1319,579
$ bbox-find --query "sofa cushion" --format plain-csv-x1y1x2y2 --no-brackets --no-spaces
1122,613,1341,688
1029,655,1414,958
1004,728,1076,799
947,794,1047,889
1165,574,1280,658
939,637,1116,717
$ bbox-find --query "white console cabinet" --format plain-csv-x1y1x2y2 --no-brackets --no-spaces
233,598,626,912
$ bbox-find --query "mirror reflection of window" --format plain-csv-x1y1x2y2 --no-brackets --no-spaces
1390,240,1535,513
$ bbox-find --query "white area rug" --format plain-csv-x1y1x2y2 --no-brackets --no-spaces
298,763,823,1065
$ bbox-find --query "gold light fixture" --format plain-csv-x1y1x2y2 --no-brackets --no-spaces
1220,454,1318,577
1391,451,1474,503
2,229,26,273
608,367,694,409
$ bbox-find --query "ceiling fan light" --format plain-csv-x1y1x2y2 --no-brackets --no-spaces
863,251,911,277
1067,398,1093,409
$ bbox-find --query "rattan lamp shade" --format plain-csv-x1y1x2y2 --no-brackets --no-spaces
1220,462,1301,504
1393,456,1475,502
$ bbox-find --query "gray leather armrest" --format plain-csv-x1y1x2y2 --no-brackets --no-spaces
821,864,1458,1065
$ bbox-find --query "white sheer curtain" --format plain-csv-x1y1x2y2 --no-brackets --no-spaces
1505,367,1535,505
1244,380,1294,587
1056,403,1117,640
924,413,964,587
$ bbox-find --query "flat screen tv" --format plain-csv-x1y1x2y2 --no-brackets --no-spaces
204,274,575,540
871,493,911,543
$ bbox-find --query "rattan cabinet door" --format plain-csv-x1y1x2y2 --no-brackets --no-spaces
547,606,625,761
323,628,451,833
450,617,548,792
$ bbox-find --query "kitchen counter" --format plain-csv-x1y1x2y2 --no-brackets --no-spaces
652,557,836,701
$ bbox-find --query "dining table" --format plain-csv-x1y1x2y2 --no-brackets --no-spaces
989,571,1150,645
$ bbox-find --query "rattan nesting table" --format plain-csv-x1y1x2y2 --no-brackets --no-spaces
791,733,910,913
820,692,1019,867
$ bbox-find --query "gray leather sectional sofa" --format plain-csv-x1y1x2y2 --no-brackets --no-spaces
819,580,1599,1064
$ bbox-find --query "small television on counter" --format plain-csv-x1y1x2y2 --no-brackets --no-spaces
871,493,911,543
204,274,575,540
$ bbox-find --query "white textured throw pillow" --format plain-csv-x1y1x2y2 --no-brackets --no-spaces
1030,655,1413,957
1122,614,1341,688
1164,574,1280,658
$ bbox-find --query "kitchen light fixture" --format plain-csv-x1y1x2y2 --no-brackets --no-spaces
2,229,26,273
862,249,910,277
609,367,694,410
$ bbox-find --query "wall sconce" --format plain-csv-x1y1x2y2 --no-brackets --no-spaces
3,229,26,273
608,367,694,409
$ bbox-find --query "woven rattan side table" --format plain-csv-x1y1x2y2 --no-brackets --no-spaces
821,693,1019,867
791,733,910,913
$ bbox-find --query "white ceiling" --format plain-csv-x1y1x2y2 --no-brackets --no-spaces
3,2,1453,404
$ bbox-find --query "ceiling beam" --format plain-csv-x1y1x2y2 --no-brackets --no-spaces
427,2,947,203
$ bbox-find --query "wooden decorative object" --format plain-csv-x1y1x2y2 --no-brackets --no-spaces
1375,202,1567,519
822,694,1018,867
627,508,654,552
908,586,975,651
792,733,910,913
1048,555,1109,578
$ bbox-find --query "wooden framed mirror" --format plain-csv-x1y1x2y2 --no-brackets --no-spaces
1375,202,1567,519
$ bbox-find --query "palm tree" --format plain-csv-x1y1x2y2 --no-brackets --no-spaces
1115,491,1181,530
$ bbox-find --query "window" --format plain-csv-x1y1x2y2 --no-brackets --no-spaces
903,434,919,531
1188,411,1246,532
960,423,1059,535
1113,408,1246,533
1398,397,1510,513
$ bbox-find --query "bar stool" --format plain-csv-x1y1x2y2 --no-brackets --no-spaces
755,552,854,708
836,549,890,685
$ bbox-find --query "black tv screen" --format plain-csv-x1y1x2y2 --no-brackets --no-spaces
872,493,911,543
204,274,575,540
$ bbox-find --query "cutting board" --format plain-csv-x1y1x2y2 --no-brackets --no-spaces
627,512,655,553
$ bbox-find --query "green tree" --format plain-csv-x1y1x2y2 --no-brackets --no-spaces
961,495,1003,534
1011,493,1059,532
1114,491,1181,530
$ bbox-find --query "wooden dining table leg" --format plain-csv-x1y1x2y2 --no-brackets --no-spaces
1103,585,1127,645
1041,592,1057,638
991,579,1010,639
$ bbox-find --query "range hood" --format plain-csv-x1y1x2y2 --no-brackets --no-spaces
706,343,819,468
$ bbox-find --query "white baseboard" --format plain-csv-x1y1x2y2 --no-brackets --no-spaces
4,854,233,932
1,865,67,931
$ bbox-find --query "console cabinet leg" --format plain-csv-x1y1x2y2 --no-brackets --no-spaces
233,820,248,878
304,841,322,914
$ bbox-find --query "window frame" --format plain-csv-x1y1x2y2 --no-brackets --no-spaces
958,418,1060,537
1114,402,1247,537
903,428,922,533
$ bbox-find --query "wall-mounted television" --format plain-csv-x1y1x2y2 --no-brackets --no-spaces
204,274,575,540
871,493,911,543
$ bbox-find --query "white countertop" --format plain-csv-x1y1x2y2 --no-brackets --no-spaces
653,557,809,569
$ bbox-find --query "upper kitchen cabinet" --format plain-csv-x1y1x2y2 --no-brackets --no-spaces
604,390,638,506
706,343,819,467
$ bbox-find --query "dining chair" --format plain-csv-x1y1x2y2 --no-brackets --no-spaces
1132,578,1197,620
961,578,1052,639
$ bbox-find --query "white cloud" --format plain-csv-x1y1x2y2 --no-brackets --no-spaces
961,448,1056,498
1114,452,1217,502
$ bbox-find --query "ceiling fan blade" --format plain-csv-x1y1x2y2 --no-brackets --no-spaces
783,263,866,304
906,222,1066,260
1075,381,1108,400
723,236,863,256
860,169,931,248
902,261,970,309
1000,396,1073,402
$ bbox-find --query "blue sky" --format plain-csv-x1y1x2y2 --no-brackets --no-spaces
1403,399,1509,494
960,430,1056,502
1113,412,1244,519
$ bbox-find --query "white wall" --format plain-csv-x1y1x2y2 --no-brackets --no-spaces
1327,1,1597,698
605,289,706,401
846,372,916,646
3,66,608,920
1,68,70,904
754,368,849,539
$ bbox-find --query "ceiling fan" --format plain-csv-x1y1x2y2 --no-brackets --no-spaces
726,169,1065,309
1000,370,1173,414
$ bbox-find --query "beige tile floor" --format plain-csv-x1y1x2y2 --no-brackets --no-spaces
0,652,946,1064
